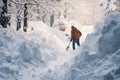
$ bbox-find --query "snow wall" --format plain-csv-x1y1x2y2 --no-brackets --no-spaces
68,13,120,80
0,21,66,80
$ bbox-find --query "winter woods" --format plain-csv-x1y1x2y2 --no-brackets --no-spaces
0,0,10,28
100,0,120,16
1,0,120,32
1,0,61,32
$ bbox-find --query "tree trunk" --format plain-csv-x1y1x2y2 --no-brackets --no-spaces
2,0,7,13
0,0,9,28
16,16,21,31
50,14,54,27
64,9,67,19
23,3,28,32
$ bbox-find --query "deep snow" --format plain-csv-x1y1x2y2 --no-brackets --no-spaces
0,10,120,80
0,1,120,80
67,13,120,80
1,0,120,79
0,19,94,80
0,21,67,80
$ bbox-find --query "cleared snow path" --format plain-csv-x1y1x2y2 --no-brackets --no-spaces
18,31,81,80
19,34,78,80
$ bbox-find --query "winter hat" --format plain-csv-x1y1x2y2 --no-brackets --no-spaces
71,26,74,28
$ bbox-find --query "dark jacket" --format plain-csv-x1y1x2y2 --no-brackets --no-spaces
71,28,82,40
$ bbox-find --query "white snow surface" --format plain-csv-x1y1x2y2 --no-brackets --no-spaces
67,13,120,80
0,13,120,80
0,20,94,80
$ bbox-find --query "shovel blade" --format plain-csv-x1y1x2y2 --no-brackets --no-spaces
66,46,69,50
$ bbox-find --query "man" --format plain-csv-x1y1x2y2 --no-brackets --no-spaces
70,26,82,50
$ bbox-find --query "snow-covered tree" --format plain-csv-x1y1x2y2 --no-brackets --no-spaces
0,0,10,28
8,0,60,32
58,0,102,25
100,0,120,16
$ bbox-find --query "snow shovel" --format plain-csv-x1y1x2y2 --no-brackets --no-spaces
66,41,71,50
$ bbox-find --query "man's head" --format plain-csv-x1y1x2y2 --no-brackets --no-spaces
71,26,75,29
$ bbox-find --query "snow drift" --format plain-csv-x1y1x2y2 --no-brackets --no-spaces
68,13,120,80
1,12,120,80
0,21,68,80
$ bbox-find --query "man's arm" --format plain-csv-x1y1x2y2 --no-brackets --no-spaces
70,30,73,41
78,30,82,37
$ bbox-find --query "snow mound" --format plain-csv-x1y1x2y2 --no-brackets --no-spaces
68,13,120,80
0,21,68,80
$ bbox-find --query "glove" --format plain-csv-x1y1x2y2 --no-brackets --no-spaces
70,38,72,42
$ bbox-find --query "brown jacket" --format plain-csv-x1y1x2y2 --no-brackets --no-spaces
71,28,82,40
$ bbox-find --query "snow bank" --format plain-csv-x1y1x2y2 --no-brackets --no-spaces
0,28,43,80
0,21,68,80
68,13,120,80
